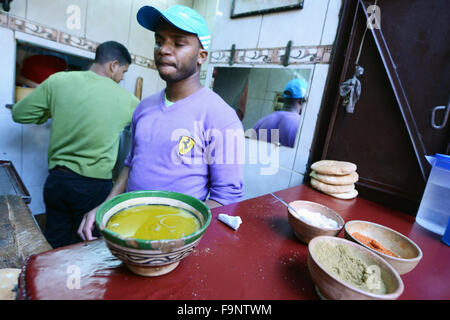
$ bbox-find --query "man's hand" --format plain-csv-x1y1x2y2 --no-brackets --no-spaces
77,167,129,241
77,207,98,241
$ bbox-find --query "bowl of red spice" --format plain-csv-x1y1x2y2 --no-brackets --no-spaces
344,220,423,275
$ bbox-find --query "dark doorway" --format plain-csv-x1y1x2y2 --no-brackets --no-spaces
310,0,450,215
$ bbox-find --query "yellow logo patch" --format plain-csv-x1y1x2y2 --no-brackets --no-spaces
178,136,195,155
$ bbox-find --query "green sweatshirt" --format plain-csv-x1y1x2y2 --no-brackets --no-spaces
12,71,139,179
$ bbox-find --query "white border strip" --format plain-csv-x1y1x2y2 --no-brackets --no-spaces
14,31,95,60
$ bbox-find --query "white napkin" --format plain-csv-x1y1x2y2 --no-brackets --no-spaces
217,213,242,230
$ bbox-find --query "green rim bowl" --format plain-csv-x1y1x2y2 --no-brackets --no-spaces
95,190,211,276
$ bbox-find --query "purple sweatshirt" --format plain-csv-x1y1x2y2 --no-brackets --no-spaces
124,87,244,205
253,111,300,147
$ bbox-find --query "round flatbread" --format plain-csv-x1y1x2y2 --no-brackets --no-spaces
310,170,359,185
0,268,20,300
327,189,358,200
310,160,357,176
310,177,355,194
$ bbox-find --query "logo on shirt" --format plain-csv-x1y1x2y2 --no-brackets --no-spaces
178,135,195,155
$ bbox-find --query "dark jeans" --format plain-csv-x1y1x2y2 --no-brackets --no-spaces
43,167,113,248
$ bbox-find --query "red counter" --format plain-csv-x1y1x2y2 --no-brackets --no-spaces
18,185,450,300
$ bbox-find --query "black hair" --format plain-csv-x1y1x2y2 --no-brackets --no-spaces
94,41,132,66
284,97,306,105
283,90,306,104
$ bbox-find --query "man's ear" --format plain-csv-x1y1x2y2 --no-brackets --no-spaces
197,49,208,66
109,60,120,73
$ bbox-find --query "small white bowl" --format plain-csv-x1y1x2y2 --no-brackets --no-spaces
287,200,344,244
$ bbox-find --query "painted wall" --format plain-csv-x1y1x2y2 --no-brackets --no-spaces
206,0,342,200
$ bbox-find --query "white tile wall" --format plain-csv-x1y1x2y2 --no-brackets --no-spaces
278,144,296,171
0,114,22,173
243,162,292,200
289,171,304,188
321,0,342,45
27,185,46,215
168,0,194,7
204,0,218,17
212,0,262,50
247,68,270,99
195,0,218,83
293,64,330,175
0,29,25,203
128,0,168,59
241,98,263,131
21,123,50,188
193,0,207,16
244,136,299,199
85,0,132,46
0,28,15,116
27,0,88,38
6,0,27,18
119,63,164,100
258,0,329,48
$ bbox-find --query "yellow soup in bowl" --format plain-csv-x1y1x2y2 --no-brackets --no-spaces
106,204,201,240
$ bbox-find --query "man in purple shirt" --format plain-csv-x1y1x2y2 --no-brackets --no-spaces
78,5,244,241
253,77,307,147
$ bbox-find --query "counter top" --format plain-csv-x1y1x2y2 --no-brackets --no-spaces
18,185,450,300
0,195,51,269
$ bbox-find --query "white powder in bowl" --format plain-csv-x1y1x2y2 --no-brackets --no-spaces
293,208,338,229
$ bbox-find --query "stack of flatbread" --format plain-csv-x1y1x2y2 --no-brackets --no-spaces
309,160,359,199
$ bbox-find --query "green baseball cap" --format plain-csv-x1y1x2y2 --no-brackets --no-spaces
137,5,211,50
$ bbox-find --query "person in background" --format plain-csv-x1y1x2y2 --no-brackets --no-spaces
78,5,244,241
252,77,308,147
12,41,140,248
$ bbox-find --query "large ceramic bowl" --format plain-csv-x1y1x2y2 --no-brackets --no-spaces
344,220,423,275
287,200,344,244
96,190,211,277
308,236,404,300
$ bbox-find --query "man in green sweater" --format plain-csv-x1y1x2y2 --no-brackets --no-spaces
12,41,139,248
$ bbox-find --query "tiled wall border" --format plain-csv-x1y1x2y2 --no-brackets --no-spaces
1,11,332,71
210,45,332,65
0,12,156,70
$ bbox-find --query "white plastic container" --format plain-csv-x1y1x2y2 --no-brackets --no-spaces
415,154,450,235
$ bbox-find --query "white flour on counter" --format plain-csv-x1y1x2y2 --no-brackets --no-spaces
293,208,338,229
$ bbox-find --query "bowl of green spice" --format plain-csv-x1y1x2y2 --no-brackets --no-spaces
308,236,404,300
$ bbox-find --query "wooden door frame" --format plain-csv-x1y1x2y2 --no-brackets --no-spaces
309,0,359,172
308,0,430,214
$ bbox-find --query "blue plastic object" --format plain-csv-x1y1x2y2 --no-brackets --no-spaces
442,218,450,246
